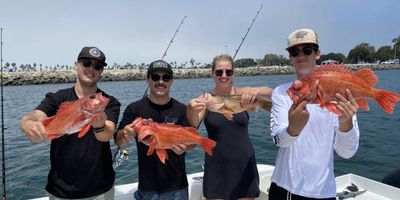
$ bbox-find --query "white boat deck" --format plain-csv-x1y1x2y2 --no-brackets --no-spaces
336,173,400,200
31,164,400,200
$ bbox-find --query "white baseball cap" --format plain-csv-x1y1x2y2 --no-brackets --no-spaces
286,28,319,49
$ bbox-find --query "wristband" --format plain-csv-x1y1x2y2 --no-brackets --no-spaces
93,125,105,133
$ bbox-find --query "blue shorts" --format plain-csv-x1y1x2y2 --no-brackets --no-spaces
134,188,188,200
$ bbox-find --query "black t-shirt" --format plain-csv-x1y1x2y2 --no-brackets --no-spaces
117,96,189,193
36,87,121,198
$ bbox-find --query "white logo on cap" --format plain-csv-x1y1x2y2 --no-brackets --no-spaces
154,61,168,68
295,31,308,39
89,48,101,57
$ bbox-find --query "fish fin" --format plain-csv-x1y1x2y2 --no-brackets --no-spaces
356,98,370,111
353,68,378,86
374,89,400,114
199,138,217,156
147,140,157,156
315,64,351,74
42,116,55,127
223,113,234,120
156,149,168,164
323,102,342,116
57,101,75,113
78,124,91,138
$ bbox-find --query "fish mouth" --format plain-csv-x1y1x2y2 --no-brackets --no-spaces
82,109,96,116
131,117,142,128
137,130,154,145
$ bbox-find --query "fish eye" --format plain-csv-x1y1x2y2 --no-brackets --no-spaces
293,80,303,89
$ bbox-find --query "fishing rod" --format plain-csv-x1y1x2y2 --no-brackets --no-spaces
161,16,187,61
1,27,6,200
232,4,263,60
142,15,187,96
113,16,188,167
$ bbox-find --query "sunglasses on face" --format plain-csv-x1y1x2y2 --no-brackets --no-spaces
214,69,234,76
149,73,172,82
79,59,104,71
288,46,317,57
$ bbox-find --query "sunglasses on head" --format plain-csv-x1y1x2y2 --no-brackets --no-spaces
214,69,234,76
149,73,172,82
79,59,104,71
288,46,318,57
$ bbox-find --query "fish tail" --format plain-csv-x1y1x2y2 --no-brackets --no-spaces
260,101,272,111
199,138,217,156
375,89,400,114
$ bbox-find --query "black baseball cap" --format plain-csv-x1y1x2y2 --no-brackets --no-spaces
147,60,173,76
77,47,107,66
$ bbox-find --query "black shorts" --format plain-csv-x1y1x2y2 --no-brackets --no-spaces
268,182,336,200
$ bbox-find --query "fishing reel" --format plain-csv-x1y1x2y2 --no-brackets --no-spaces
114,148,129,168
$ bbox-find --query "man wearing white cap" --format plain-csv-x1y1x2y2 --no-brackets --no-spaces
268,28,360,199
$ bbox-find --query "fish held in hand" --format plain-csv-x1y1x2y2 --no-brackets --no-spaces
287,64,400,115
131,117,217,164
205,93,272,120
43,92,110,140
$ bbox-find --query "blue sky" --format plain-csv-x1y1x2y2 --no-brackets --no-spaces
0,0,399,67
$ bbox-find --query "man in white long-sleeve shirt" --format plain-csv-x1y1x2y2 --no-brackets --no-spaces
268,28,360,200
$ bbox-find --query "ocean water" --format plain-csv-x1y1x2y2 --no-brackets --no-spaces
1,70,399,199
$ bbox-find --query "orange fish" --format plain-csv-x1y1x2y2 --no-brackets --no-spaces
287,64,400,115
43,93,110,140
131,117,217,164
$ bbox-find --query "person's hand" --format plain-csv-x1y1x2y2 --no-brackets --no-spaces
188,93,207,113
336,89,359,132
287,100,309,136
241,91,258,106
24,120,47,143
170,144,188,155
122,124,137,142
92,111,107,128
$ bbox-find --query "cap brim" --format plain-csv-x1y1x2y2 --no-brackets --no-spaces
286,42,318,50
78,57,107,66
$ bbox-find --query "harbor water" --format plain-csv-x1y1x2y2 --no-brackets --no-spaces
1,70,399,199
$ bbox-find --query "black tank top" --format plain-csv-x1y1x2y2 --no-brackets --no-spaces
203,110,260,199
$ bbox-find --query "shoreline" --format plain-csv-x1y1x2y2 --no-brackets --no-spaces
2,64,399,86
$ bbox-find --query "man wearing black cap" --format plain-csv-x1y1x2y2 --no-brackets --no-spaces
20,47,121,199
115,60,193,200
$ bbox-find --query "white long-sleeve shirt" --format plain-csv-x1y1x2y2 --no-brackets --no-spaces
270,82,360,198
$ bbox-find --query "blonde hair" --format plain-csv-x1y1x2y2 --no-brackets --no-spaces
212,54,234,71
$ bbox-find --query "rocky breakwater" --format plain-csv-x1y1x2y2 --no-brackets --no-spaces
2,64,399,86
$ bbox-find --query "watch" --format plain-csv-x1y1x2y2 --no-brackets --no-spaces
93,125,105,133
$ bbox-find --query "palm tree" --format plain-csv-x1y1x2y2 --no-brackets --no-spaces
392,36,400,60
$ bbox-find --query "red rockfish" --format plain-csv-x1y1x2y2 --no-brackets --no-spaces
43,93,110,140
287,64,400,115
131,117,217,164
